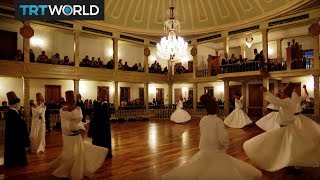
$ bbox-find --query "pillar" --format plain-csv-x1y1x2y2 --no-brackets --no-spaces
240,45,246,59
114,81,119,110
193,82,198,113
241,81,247,113
191,46,198,79
223,37,229,58
73,79,79,96
314,75,319,116
20,21,33,63
113,38,119,70
313,35,319,70
262,29,269,63
144,46,150,73
262,78,269,115
276,39,282,64
144,82,149,109
23,77,30,119
224,79,229,114
74,30,80,67
168,83,173,105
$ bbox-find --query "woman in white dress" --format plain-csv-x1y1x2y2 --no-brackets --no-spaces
293,85,320,144
29,93,46,154
170,97,191,123
163,94,262,180
243,83,319,172
255,92,281,131
224,93,252,128
50,91,108,180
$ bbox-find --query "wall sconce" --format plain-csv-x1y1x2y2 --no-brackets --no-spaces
30,37,44,47
245,34,253,48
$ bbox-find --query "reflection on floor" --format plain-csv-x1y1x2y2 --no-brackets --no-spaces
0,120,319,179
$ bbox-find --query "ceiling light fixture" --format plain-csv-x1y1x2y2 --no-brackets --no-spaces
156,0,188,62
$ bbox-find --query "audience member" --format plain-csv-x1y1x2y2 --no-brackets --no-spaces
14,50,23,61
0,101,9,111
63,56,70,65
106,59,114,69
37,51,49,63
51,53,60,64
30,49,35,62
137,63,143,72
118,59,123,70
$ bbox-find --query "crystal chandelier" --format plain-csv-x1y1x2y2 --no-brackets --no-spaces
245,34,253,48
157,0,188,61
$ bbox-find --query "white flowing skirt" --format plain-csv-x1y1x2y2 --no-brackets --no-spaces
255,112,280,131
170,109,191,123
50,134,108,180
224,108,252,128
29,119,46,154
243,124,320,171
162,151,262,180
294,114,320,144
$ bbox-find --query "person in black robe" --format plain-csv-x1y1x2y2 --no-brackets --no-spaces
89,88,112,158
4,91,30,168
76,94,85,123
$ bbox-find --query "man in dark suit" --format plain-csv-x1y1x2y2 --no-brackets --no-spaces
89,88,112,158
76,94,85,123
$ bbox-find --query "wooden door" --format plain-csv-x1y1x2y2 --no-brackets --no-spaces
156,88,164,104
139,88,144,101
97,86,109,102
174,88,182,103
204,87,214,98
45,85,61,104
0,30,17,60
248,84,263,117
120,87,130,102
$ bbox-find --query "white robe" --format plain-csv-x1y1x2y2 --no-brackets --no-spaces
50,107,108,180
170,100,191,123
243,92,320,171
163,115,262,180
224,96,252,128
255,103,280,131
30,105,46,154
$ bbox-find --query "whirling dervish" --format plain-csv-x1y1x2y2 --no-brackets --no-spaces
255,91,282,131
170,96,191,123
29,93,46,154
162,94,262,180
243,82,320,172
224,92,252,128
292,85,320,145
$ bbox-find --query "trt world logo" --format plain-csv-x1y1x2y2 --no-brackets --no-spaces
15,0,104,20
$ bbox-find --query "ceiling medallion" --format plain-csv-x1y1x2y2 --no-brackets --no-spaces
157,0,188,62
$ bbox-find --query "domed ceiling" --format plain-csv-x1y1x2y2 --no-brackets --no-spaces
98,0,311,37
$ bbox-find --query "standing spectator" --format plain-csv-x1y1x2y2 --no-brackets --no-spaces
89,88,113,158
118,59,123,70
76,94,85,123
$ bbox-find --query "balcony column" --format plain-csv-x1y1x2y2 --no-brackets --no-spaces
240,45,246,59
224,79,230,114
262,78,269,115
113,38,119,71
313,35,319,70
223,37,229,58
276,39,282,64
20,21,33,63
74,30,80,67
241,81,247,113
314,75,319,116
168,83,173,105
193,82,198,113
262,29,269,64
23,77,30,119
114,81,119,110
144,47,150,74
73,79,80,96
191,45,198,79
144,82,149,109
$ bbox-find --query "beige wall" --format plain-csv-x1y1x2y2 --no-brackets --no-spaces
118,41,144,66
198,45,216,70
149,83,169,104
0,77,24,104
79,80,114,102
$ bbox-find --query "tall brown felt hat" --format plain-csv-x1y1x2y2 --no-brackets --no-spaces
65,90,75,105
98,88,108,101
7,91,20,105
36,93,44,102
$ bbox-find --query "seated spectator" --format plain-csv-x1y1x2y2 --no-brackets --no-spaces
91,57,95,67
151,61,157,70
121,99,127,107
80,55,91,67
30,49,35,62
137,63,143,72
93,58,100,68
123,61,130,71
63,56,70,65
162,66,168,74
152,98,157,105
14,50,23,61
106,59,114,69
188,64,193,72
37,51,49,63
132,63,138,71
156,63,162,73
51,53,60,64
0,101,9,111
118,59,123,70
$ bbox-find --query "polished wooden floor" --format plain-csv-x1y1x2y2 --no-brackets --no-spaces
0,119,319,180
